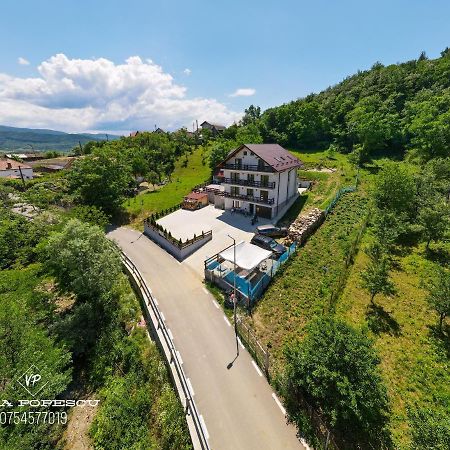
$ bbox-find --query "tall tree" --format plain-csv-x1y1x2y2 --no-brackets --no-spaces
44,219,122,301
69,147,133,216
241,104,261,125
360,243,396,305
373,162,416,217
418,198,450,249
284,317,390,448
426,268,450,333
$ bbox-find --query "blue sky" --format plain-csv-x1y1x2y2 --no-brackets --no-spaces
0,0,449,133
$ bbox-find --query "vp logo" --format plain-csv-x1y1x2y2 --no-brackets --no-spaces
25,373,41,387
16,365,49,397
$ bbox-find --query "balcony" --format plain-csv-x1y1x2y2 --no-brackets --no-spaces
223,163,274,173
221,177,276,189
224,192,275,205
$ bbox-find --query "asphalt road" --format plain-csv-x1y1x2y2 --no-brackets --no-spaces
108,227,305,450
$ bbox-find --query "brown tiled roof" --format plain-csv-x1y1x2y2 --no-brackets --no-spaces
222,144,303,172
0,158,32,171
185,192,208,200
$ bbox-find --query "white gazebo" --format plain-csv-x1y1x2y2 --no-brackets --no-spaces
218,241,271,271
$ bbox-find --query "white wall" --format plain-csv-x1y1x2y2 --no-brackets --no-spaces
0,167,33,179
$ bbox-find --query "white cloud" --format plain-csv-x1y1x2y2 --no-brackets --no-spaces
183,68,191,76
229,88,256,97
0,54,241,132
18,57,30,66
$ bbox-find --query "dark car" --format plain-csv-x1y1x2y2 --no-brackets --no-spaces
255,224,289,237
250,234,286,257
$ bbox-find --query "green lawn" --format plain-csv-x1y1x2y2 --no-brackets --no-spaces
124,147,211,228
336,238,450,449
279,149,359,223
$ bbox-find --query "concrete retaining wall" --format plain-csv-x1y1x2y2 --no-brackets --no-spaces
144,223,212,261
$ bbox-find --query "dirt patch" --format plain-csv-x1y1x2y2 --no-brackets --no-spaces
304,167,337,173
62,402,98,450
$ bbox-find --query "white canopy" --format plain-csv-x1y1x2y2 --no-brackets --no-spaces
219,241,272,271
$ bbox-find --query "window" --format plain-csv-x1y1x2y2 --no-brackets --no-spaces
261,175,269,187
247,188,254,196
243,151,247,155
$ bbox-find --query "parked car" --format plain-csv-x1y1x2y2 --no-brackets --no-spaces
255,224,288,237
250,234,286,257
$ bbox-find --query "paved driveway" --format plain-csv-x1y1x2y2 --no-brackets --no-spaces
108,226,305,450
157,205,272,277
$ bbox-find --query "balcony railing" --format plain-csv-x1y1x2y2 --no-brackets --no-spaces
223,163,274,173
221,177,276,189
224,192,275,205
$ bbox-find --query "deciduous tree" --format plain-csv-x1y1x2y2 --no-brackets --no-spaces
284,317,390,448
426,267,450,333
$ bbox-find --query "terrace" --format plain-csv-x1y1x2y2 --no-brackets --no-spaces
221,177,276,189
205,240,296,305
222,163,274,173
224,192,275,205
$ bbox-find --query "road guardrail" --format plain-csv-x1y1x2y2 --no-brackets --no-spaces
121,252,210,450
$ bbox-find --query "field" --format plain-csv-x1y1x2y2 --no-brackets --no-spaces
336,238,450,448
245,153,449,448
124,146,210,228
246,190,369,374
278,149,358,224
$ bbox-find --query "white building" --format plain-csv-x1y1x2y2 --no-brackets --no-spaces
217,144,303,219
0,158,33,180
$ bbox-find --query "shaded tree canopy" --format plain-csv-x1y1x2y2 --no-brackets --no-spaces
284,317,390,448
255,51,450,161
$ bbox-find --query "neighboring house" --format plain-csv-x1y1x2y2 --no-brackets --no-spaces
217,144,303,219
154,127,165,134
0,158,33,179
6,153,44,161
200,121,226,135
130,131,140,137
37,164,65,173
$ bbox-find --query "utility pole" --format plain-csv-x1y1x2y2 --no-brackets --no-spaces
18,166,26,188
228,234,239,356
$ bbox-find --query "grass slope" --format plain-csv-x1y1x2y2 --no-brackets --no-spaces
336,239,450,448
124,146,210,228
279,149,358,224
246,191,368,375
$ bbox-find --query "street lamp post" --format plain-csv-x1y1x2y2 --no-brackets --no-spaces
228,234,239,356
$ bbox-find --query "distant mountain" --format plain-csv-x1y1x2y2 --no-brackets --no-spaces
0,125,121,152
